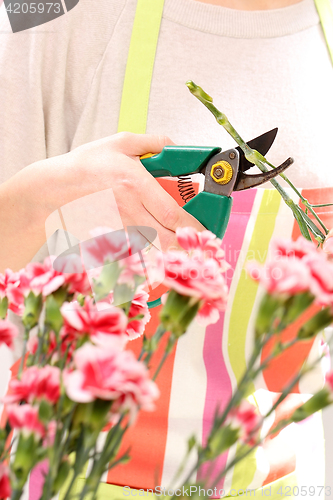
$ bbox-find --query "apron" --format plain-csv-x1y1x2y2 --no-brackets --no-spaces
23,0,333,498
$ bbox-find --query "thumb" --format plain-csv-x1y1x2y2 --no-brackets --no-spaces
113,132,175,156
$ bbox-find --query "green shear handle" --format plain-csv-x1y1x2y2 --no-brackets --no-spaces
141,145,233,239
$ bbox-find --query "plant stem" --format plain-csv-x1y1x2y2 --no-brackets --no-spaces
17,328,29,379
140,325,167,364
152,351,169,381
11,488,24,500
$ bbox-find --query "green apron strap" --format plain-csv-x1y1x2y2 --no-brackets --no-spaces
117,0,164,134
314,0,333,64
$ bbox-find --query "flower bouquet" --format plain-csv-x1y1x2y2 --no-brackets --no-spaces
0,224,333,500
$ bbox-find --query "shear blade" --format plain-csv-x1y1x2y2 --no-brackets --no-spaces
237,128,278,172
235,157,294,191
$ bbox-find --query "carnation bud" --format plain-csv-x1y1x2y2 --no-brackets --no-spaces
255,293,285,338
281,292,314,325
291,387,332,422
205,424,239,459
22,292,43,330
297,306,333,340
160,290,200,337
45,295,63,334
12,434,42,487
38,400,54,425
90,399,113,429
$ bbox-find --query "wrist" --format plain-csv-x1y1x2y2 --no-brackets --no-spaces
0,164,52,271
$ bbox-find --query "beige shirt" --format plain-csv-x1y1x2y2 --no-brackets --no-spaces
0,0,333,190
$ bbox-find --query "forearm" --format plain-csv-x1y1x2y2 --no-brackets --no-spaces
0,162,53,273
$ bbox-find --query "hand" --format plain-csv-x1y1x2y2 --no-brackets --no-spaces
19,133,205,254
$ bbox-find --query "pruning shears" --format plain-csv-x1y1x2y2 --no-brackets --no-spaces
140,128,293,239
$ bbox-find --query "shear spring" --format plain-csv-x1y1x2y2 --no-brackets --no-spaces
178,175,196,203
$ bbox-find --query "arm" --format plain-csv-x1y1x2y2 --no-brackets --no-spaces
0,133,204,272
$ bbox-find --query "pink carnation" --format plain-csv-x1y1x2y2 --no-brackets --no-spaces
305,253,333,306
51,254,92,295
176,227,230,271
5,261,64,315
226,400,262,446
0,320,18,350
0,268,19,300
195,301,221,326
65,344,159,422
126,288,151,340
247,258,311,296
61,297,127,347
159,251,228,301
248,237,333,306
158,249,228,325
5,255,91,316
158,228,230,325
270,236,318,260
0,462,11,500
22,259,65,297
5,366,61,405
7,404,46,438
5,272,31,315
103,288,150,340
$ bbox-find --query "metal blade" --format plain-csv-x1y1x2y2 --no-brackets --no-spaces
235,157,294,191
236,127,278,172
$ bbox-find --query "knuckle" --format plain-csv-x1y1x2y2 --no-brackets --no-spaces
112,132,134,151
116,131,133,142
117,176,137,193
161,205,180,229
158,135,172,146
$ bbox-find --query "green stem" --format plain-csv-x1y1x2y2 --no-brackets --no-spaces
79,419,128,500
140,325,167,364
152,350,169,381
10,488,24,500
17,328,29,379
308,203,333,208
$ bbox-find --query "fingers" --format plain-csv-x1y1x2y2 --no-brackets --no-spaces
323,228,333,254
140,175,205,235
111,132,175,157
